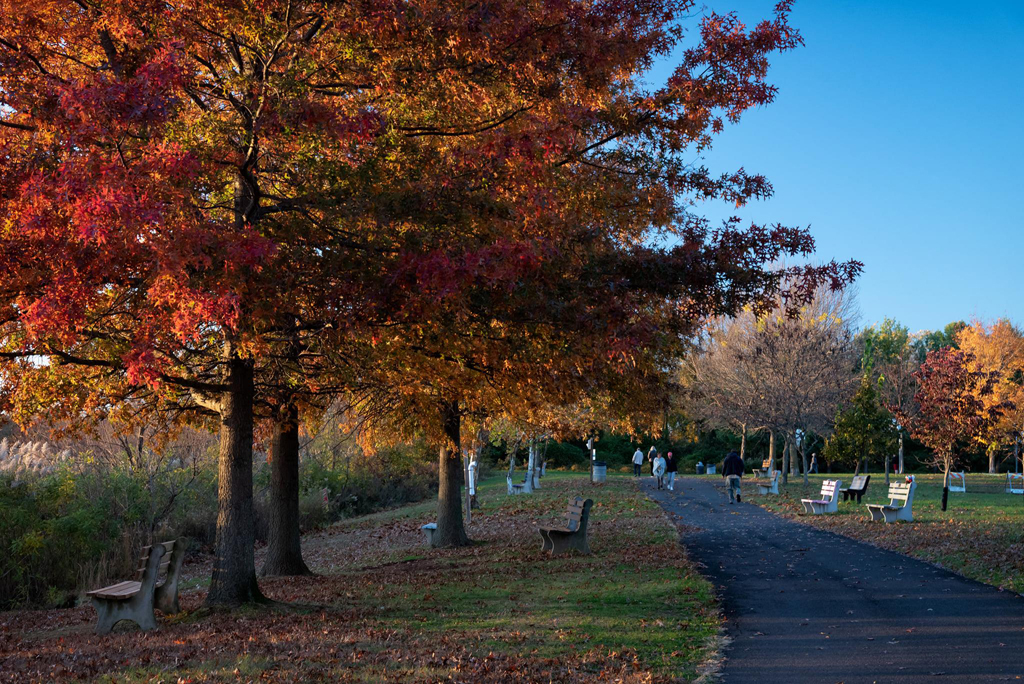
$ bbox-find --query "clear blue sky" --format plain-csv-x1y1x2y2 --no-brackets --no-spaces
648,0,1024,334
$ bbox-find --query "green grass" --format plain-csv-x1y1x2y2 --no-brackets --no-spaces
747,472,1024,593
333,473,721,679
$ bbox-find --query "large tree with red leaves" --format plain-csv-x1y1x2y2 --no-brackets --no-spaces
895,348,1001,511
0,0,858,600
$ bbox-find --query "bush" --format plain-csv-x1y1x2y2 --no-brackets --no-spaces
0,435,440,609
0,469,139,609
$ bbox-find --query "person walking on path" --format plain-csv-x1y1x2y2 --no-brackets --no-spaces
647,446,658,476
632,447,644,477
722,450,744,503
653,452,667,490
665,451,678,491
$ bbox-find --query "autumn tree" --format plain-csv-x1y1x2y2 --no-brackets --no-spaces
0,0,859,587
684,313,779,462
754,289,858,483
689,288,857,483
895,348,1000,511
955,320,1024,473
0,0,485,600
271,1,864,548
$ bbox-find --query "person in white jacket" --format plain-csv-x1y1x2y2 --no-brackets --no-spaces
631,448,644,477
653,453,667,490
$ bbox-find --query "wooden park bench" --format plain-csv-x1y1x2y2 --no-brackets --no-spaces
839,474,871,503
1006,472,1023,495
866,481,917,523
538,497,593,556
949,471,966,493
86,540,185,634
751,459,772,478
753,469,780,495
801,479,843,515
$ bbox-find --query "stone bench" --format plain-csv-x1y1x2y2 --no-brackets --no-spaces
538,496,593,556
840,474,870,503
866,481,916,523
86,540,185,634
753,469,779,495
801,478,843,515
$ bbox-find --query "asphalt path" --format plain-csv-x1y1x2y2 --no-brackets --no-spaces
641,476,1024,683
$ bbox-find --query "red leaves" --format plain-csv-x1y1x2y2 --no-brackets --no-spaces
897,348,1002,464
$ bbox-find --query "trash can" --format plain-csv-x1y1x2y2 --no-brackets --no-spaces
696,462,706,475
592,461,607,483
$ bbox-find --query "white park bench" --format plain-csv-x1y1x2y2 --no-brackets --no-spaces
754,469,780,495
801,479,843,515
866,481,917,523
1005,473,1023,495
751,459,772,478
948,471,966,493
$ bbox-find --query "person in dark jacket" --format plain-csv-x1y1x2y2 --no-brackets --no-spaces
721,451,744,504
665,452,678,491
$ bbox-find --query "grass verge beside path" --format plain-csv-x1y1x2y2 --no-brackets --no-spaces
734,472,1024,594
0,472,720,683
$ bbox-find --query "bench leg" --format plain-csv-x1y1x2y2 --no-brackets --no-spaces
547,530,591,556
92,595,157,635
539,529,553,553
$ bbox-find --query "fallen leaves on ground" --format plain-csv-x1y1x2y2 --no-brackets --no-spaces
0,475,718,683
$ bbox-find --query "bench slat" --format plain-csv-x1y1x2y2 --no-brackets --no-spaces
87,580,142,600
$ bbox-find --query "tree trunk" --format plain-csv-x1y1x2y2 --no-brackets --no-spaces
989,449,997,474
434,399,470,548
206,351,264,606
768,431,776,474
527,441,536,488
739,424,747,460
261,401,311,577
884,454,891,487
781,434,790,486
941,466,950,512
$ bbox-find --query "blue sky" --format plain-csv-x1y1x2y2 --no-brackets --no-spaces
648,0,1024,334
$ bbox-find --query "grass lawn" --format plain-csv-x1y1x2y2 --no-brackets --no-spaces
0,472,720,683
733,471,1024,594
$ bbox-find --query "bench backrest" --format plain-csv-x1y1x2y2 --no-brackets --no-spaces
1008,473,1023,486
950,472,965,486
850,474,869,491
564,497,593,531
136,541,175,582
761,459,772,469
820,479,840,497
886,483,912,504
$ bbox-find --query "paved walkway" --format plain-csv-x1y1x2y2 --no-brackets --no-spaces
642,476,1024,683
